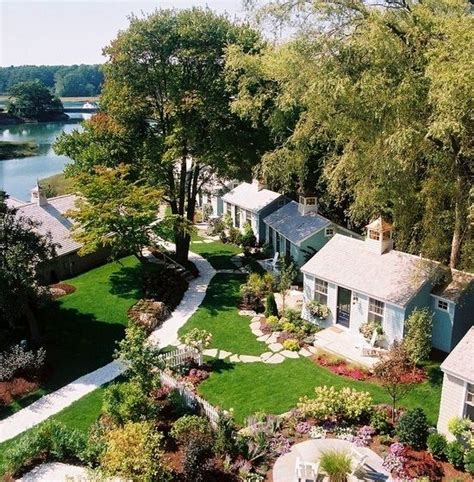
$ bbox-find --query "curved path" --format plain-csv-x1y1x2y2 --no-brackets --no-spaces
0,250,216,444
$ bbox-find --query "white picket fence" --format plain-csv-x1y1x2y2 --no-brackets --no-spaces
158,346,203,368
159,371,220,426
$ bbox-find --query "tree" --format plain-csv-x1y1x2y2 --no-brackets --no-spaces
7,80,64,119
0,192,56,343
56,9,270,263
277,257,298,312
265,292,278,317
404,308,433,366
374,341,418,423
67,164,171,263
234,0,474,269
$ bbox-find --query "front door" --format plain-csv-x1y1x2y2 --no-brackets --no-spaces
337,287,352,328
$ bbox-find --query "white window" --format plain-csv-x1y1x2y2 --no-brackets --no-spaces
465,384,474,421
314,278,328,305
325,227,335,237
437,299,449,311
368,298,384,323
369,229,380,241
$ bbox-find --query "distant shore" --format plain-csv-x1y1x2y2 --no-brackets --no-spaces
0,140,39,160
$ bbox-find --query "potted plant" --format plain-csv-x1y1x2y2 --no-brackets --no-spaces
320,450,352,482
306,300,331,321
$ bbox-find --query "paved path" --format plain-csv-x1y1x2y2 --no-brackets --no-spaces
0,250,215,444
273,438,391,482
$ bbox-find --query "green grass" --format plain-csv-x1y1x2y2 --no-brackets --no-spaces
0,384,108,475
0,256,143,419
0,140,38,160
179,273,267,356
190,233,241,270
198,357,442,425
39,172,75,197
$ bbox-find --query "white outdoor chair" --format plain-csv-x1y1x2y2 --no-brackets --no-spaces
349,447,368,479
295,456,320,482
263,251,279,272
361,330,378,357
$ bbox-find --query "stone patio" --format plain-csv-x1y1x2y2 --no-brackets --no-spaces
313,326,384,368
273,438,390,482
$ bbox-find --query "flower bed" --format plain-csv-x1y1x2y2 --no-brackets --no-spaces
49,282,77,299
314,353,371,381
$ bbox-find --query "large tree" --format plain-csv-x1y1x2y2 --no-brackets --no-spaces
56,9,270,263
233,0,473,269
0,192,56,343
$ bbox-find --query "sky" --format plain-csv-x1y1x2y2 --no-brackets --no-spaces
0,0,247,66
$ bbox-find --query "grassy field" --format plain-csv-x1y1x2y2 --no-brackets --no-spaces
190,233,242,270
199,357,442,425
179,273,267,356
0,140,38,160
0,256,142,420
39,172,75,197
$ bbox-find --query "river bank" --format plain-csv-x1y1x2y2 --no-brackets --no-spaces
0,140,38,160
39,173,74,197
0,111,69,125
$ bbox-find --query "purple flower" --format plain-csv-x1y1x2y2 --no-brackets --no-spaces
296,422,312,434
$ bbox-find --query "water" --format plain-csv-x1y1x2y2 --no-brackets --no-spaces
0,111,88,201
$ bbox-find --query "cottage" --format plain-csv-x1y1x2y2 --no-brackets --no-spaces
197,178,239,218
301,217,474,352
437,328,474,439
14,184,110,282
262,196,360,267
221,180,287,243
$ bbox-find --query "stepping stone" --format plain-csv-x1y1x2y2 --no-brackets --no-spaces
299,347,313,357
260,351,273,361
250,321,261,330
251,316,262,323
239,355,262,363
280,349,300,359
307,345,319,354
257,334,271,342
218,350,232,359
268,342,283,352
266,334,278,344
239,310,257,317
229,354,241,363
203,348,218,357
264,353,285,364
203,239,213,243
193,240,204,244
252,329,264,337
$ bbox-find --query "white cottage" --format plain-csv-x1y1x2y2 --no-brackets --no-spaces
437,328,474,439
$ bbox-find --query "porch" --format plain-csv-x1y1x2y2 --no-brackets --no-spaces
312,326,385,369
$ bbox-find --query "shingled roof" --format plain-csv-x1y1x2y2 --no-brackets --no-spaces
16,195,80,256
432,269,474,302
301,234,439,307
441,327,474,383
221,182,282,213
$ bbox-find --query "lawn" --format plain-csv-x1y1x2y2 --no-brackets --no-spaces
190,233,242,270
0,384,108,475
179,273,267,356
198,357,442,425
0,256,143,419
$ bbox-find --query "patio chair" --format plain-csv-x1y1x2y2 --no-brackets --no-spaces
361,330,379,357
263,251,279,272
349,448,368,480
295,456,320,482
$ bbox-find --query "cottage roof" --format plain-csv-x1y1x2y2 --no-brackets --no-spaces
432,269,474,302
16,195,80,256
221,182,282,213
6,197,26,209
263,201,330,245
441,327,474,383
301,234,439,307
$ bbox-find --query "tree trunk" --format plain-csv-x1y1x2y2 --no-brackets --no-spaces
449,172,468,269
25,303,41,345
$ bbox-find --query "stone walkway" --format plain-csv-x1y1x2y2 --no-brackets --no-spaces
273,438,391,482
199,312,317,364
0,250,216,444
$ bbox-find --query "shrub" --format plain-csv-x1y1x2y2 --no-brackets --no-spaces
241,223,256,248
382,442,407,478
295,421,312,434
403,448,443,480
180,328,213,350
359,320,383,341
282,321,296,333
0,344,46,382
396,408,429,449
445,441,465,469
3,420,86,476
370,409,391,435
228,227,242,245
100,421,170,480
298,385,372,422
403,308,432,365
170,415,213,448
266,315,280,329
282,339,300,351
427,433,448,460
103,380,156,425
182,438,212,482
264,292,278,317
448,416,472,439
214,412,239,456
464,449,474,474
319,450,352,481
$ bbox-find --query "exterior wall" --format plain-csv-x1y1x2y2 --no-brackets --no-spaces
437,373,467,439
383,304,405,345
450,285,474,351
430,296,455,353
40,247,111,282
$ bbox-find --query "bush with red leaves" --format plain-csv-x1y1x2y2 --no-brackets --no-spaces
183,368,209,387
403,449,444,481
49,283,76,298
0,378,38,405
315,354,370,381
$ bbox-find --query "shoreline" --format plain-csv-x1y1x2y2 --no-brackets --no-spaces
0,140,38,161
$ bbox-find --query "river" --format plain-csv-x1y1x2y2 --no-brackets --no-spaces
0,102,90,202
